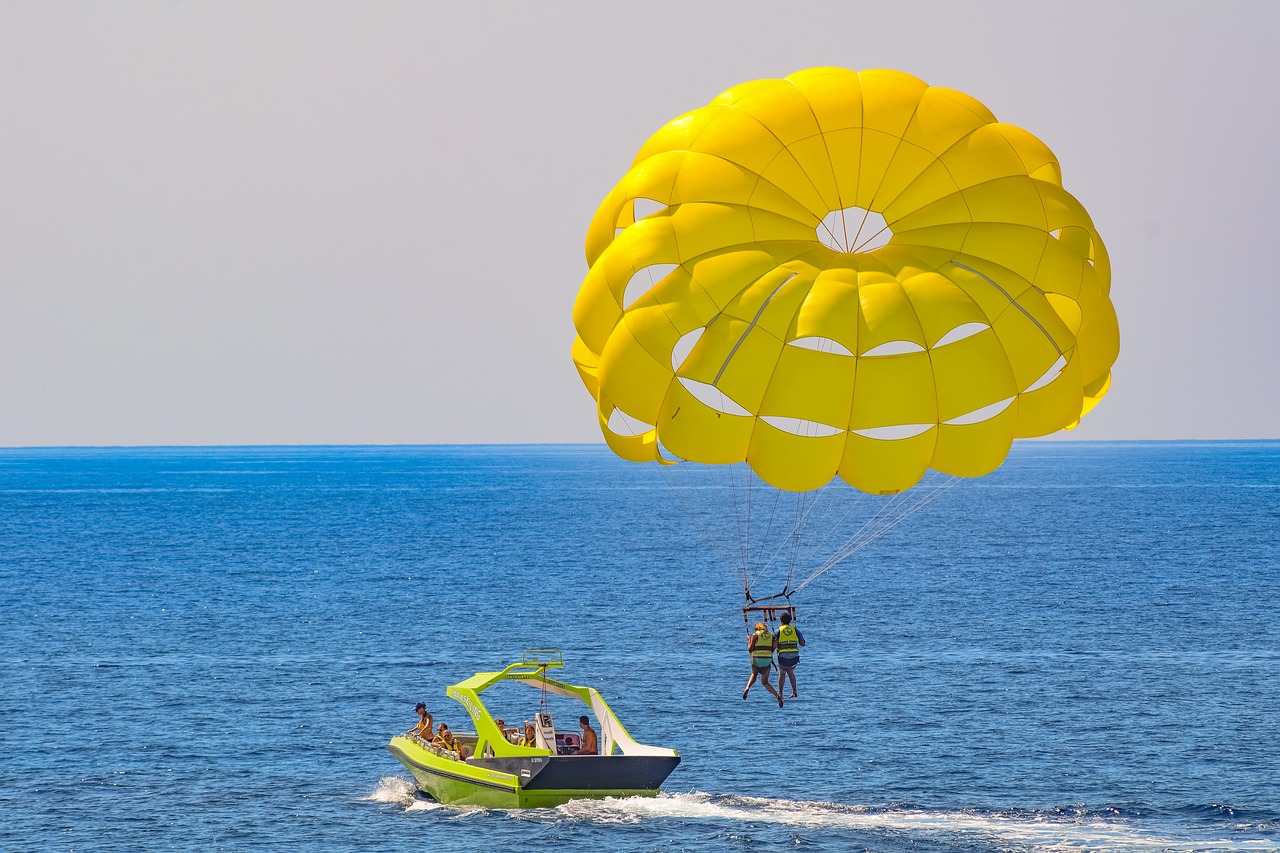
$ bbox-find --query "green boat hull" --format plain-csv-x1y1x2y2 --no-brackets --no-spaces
388,735,680,809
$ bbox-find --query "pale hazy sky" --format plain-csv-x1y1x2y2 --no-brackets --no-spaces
2,2,1277,446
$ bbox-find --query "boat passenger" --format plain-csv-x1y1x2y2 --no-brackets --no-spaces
409,703,433,738
494,718,518,742
519,723,537,747
577,715,598,756
775,611,806,699
743,622,784,708
433,723,470,759
485,718,518,756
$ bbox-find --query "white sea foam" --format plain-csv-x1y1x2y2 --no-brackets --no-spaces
539,792,1275,851
364,776,419,806
367,780,1275,848
364,776,481,814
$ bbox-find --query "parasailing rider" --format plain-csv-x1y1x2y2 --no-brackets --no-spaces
775,611,806,698
743,622,784,708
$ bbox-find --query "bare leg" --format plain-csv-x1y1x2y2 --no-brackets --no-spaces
762,668,783,707
742,669,758,699
781,667,797,697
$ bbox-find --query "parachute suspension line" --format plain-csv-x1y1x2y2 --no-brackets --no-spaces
655,459,743,583
744,483,825,604
831,473,957,570
730,462,746,593
778,490,806,592
802,481,911,566
800,469,957,572
782,487,822,593
790,473,960,595
741,474,790,600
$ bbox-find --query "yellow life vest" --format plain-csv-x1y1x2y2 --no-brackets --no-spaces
750,629,774,664
777,624,800,654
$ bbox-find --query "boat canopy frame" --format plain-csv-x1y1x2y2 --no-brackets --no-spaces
444,650,677,762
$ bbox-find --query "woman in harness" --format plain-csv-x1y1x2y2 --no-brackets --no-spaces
742,622,784,708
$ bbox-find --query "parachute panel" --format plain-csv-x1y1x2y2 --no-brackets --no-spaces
758,343,857,427
792,271,861,353
748,421,846,492
927,329,1017,423
847,350,937,430
598,402,661,463
839,429,936,495
596,312,674,426
1013,350,1084,437
932,402,1018,477
657,381,754,464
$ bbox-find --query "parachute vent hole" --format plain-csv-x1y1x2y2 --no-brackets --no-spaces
632,197,667,220
944,397,1014,426
788,336,854,357
623,263,678,309
932,322,989,349
761,416,844,439
678,378,751,417
606,407,654,437
818,207,892,254
672,328,705,371
862,340,925,357
1025,356,1068,393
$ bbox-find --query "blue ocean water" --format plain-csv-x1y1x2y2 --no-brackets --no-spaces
1,442,1277,852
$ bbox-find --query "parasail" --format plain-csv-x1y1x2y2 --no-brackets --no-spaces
571,68,1119,608
572,67,1117,496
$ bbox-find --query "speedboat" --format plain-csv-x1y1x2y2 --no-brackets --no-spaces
387,650,680,808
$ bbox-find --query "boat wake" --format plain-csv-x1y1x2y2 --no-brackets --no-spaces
366,780,1274,850
533,792,1276,851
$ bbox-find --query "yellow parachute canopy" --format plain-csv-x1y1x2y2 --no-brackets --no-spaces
572,68,1119,495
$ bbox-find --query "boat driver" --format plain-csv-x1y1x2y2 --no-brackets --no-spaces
577,715,598,756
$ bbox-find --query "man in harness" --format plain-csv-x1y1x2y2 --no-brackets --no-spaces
775,611,806,698
743,621,784,708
